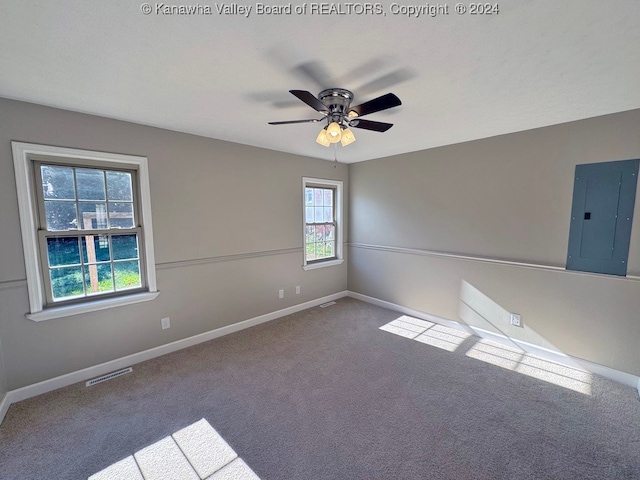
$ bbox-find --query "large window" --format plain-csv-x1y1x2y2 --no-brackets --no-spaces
36,163,143,302
302,177,343,270
12,143,158,321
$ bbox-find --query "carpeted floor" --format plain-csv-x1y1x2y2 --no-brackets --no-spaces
1,297,639,479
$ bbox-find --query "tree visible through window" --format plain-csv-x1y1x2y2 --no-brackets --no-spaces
304,185,336,262
36,163,144,302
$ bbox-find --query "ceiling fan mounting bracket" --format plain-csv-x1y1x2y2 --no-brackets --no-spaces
318,88,354,119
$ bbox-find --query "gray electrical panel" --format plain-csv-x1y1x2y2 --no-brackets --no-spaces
566,159,638,276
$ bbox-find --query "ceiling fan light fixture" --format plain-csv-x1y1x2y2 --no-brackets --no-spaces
340,127,356,146
316,128,330,147
326,121,342,143
269,88,401,148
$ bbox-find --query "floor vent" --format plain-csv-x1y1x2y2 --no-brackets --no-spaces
319,301,337,308
86,367,133,387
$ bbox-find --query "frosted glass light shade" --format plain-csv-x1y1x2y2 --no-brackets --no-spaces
340,128,356,146
326,122,342,143
316,129,330,147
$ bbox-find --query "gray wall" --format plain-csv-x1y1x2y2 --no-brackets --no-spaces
0,98,348,390
348,109,640,376
0,334,6,402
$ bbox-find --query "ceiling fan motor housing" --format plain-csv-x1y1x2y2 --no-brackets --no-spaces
319,88,354,124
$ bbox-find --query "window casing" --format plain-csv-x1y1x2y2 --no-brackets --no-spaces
12,142,158,321
302,177,343,270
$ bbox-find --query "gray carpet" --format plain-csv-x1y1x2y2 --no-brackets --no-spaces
1,297,639,479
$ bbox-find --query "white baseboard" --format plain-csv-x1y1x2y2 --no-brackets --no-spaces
347,291,474,333
348,291,640,390
0,392,11,425
0,291,348,425
468,326,640,388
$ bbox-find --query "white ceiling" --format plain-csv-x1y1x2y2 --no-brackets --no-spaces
1,1,639,163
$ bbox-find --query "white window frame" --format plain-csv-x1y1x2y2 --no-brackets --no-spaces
12,142,159,321
302,177,344,270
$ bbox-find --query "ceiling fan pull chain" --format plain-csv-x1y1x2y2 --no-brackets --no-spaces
333,143,338,167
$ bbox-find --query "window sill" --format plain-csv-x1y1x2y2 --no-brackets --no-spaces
302,258,344,271
26,291,160,322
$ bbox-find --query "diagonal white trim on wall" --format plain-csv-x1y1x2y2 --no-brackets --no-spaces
348,243,640,282
156,247,303,270
0,243,349,286
0,279,27,291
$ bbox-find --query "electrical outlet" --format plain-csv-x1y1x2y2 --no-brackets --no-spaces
510,313,522,327
295,285,301,295
279,289,284,299
161,317,170,330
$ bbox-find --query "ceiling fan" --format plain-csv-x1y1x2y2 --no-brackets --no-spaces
268,88,401,147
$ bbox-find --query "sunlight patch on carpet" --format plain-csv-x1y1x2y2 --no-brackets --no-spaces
466,339,592,395
465,337,524,370
414,324,471,352
89,418,260,480
379,316,592,395
379,316,469,351
379,315,434,339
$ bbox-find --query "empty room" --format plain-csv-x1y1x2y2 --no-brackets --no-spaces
1,1,640,479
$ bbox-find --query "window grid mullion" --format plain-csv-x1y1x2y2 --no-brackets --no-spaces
103,170,110,230
42,227,137,237
79,235,87,297
108,234,115,291
72,167,80,228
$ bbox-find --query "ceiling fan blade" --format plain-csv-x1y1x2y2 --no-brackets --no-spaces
293,61,336,89
268,118,323,125
349,119,393,132
355,69,415,96
339,57,389,85
349,93,401,117
290,90,329,113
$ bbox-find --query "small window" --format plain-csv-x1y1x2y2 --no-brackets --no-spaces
302,177,343,270
12,142,158,321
